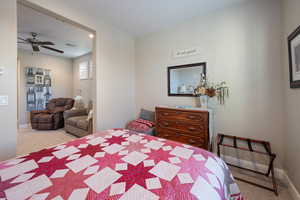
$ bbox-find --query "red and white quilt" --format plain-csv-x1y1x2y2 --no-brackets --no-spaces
0,129,243,200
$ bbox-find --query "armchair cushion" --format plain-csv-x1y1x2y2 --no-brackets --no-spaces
51,107,66,114
65,116,85,126
64,109,87,120
55,100,67,107
35,113,53,123
46,102,56,112
77,118,89,130
31,110,49,115
65,116,89,131
30,110,50,121
47,98,75,112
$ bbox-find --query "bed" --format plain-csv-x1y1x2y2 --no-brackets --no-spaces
0,129,243,200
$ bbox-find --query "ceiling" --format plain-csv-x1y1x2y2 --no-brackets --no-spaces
18,0,247,57
45,0,247,37
17,4,93,58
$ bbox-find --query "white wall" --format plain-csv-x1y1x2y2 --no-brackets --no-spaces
136,0,285,165
0,0,17,160
72,53,93,106
282,0,300,192
18,49,73,125
27,0,136,130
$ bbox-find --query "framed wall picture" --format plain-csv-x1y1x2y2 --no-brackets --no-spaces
168,62,206,96
288,25,300,88
25,67,52,111
35,75,44,85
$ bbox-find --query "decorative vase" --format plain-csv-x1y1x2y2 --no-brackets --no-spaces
199,95,208,109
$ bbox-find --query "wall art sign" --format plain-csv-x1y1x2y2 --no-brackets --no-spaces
288,25,300,88
173,47,201,58
26,67,52,111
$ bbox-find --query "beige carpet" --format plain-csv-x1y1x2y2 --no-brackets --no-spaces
231,167,293,200
17,128,293,200
17,128,76,156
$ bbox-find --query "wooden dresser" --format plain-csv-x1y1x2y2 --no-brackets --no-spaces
155,107,209,150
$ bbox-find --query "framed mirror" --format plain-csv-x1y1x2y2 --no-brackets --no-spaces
168,62,206,96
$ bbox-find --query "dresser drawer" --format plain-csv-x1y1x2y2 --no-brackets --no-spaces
157,120,207,137
156,109,207,122
155,107,209,150
156,128,208,149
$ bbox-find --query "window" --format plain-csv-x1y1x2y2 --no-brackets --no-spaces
79,60,93,80
79,61,89,80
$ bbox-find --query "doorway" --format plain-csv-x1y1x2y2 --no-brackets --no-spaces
16,0,97,155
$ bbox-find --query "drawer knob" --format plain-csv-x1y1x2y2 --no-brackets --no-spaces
188,127,196,131
189,139,197,144
187,115,196,119
163,122,169,126
163,113,169,116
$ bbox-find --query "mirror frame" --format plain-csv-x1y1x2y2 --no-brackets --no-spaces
167,62,206,97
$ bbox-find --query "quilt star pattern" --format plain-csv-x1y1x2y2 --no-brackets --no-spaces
0,129,243,200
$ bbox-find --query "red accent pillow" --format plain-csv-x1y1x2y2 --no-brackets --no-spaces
126,119,155,133
135,118,155,127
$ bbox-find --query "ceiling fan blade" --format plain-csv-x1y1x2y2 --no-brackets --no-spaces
41,46,64,54
35,41,55,46
18,42,28,44
32,45,40,52
18,37,27,42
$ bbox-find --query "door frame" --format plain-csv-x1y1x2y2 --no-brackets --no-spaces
17,0,98,132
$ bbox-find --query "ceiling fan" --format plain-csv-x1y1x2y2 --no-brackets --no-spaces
18,32,64,54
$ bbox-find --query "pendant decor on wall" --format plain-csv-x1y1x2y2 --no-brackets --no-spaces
172,47,201,58
26,67,52,111
194,74,230,107
288,24,300,88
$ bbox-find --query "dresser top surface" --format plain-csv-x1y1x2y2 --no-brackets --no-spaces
156,106,211,113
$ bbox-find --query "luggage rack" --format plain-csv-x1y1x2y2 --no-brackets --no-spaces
217,134,278,196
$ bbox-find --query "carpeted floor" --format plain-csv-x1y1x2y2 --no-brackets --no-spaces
232,168,293,200
17,128,293,200
17,127,76,156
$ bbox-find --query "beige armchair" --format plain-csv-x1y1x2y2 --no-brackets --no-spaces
64,108,93,137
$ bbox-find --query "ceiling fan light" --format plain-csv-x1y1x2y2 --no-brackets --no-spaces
89,34,94,39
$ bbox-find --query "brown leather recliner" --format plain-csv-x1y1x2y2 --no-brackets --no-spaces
30,98,74,130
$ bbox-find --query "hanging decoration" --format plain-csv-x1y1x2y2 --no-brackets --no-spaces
194,73,229,106
26,67,52,111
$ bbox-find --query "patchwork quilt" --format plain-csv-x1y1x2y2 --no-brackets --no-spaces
0,129,243,200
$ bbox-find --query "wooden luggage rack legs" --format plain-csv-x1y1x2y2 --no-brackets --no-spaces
217,134,278,196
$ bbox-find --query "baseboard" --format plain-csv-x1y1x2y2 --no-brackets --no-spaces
221,154,300,200
19,124,30,128
283,173,300,200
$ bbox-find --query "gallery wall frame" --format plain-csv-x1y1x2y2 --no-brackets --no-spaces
288,24,300,88
25,67,52,111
